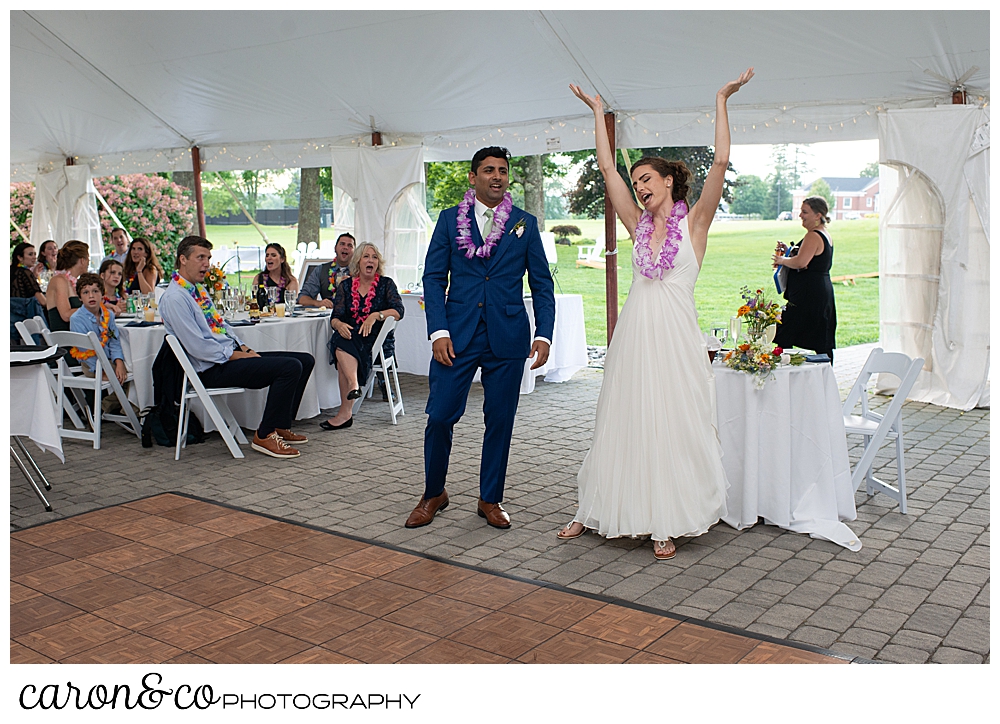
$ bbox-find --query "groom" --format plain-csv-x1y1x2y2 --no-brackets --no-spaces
406,147,556,530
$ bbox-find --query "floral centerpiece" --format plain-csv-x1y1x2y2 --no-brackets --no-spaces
205,265,226,304
724,343,806,388
737,286,782,342
725,287,803,387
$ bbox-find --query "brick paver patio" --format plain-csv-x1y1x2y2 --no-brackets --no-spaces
10,345,989,664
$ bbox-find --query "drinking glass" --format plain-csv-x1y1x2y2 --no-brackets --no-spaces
710,325,727,348
284,289,296,316
267,286,280,309
728,316,742,345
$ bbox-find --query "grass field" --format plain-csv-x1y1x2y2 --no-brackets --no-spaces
207,218,879,348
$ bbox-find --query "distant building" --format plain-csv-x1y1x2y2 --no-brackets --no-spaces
793,177,879,221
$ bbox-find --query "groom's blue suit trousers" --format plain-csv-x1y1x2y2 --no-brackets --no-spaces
424,318,525,504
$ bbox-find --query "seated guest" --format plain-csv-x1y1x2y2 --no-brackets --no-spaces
101,227,129,265
46,240,90,332
321,242,404,430
99,258,128,315
253,242,299,296
69,273,127,383
122,237,163,294
159,235,316,459
33,239,58,279
11,242,46,308
298,232,355,309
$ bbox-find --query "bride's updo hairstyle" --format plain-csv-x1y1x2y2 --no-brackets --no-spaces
630,157,692,205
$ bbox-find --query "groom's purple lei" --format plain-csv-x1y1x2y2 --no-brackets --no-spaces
456,189,513,259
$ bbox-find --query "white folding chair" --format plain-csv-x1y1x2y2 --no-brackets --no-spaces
42,330,142,449
351,317,405,424
842,347,923,513
15,316,86,430
165,335,247,460
575,232,606,266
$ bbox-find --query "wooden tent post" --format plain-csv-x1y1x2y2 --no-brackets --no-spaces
604,111,619,343
191,146,207,237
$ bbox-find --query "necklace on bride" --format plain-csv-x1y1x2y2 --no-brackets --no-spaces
634,199,688,280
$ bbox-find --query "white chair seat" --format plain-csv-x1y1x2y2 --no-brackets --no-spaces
841,347,923,513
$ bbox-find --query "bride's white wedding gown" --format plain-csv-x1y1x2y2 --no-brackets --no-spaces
574,216,728,541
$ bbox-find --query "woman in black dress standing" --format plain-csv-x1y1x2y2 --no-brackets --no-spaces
320,242,404,430
772,196,837,362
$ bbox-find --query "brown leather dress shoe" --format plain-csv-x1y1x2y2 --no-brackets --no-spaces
275,428,308,444
404,490,449,528
477,500,511,529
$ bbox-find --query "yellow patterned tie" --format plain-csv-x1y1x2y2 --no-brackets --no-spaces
482,208,494,238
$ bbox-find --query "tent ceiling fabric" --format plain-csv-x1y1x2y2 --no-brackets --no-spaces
10,10,989,177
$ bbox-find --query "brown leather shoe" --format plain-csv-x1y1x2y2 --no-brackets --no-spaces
275,428,308,444
251,432,300,459
477,500,511,529
404,490,449,528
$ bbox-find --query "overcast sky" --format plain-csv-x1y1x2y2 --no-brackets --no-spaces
729,139,880,183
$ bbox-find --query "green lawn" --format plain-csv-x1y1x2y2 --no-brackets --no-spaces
207,218,879,349
548,218,879,348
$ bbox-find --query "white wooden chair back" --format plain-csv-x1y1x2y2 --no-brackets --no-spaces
42,329,140,448
15,316,86,430
351,317,405,424
842,347,924,513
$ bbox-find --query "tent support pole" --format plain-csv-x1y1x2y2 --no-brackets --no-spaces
192,146,207,237
604,111,618,344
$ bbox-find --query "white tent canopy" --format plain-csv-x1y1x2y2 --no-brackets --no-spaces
10,10,989,179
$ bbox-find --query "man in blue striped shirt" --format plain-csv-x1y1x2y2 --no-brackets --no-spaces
159,236,315,459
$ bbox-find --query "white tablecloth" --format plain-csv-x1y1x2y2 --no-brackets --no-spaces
118,314,340,431
394,293,588,393
11,364,64,462
715,362,861,551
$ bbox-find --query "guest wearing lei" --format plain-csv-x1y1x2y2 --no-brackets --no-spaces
321,242,404,430
559,68,754,561
98,258,128,315
69,273,127,382
159,236,316,460
298,232,355,309
122,237,163,294
33,239,58,278
46,240,91,332
10,242,46,308
253,242,299,294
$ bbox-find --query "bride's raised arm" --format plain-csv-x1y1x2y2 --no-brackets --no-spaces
570,84,642,236
689,67,754,242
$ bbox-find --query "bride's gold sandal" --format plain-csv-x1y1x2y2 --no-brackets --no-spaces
653,540,676,560
557,522,586,540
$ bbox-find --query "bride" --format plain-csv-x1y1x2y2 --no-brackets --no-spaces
560,68,754,560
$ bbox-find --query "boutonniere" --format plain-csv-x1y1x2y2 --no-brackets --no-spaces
510,218,526,238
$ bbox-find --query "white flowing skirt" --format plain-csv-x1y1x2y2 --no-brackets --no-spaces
574,276,728,541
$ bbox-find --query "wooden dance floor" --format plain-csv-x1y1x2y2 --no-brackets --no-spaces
11,494,847,664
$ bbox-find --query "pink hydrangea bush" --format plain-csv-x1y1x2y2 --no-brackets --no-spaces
9,182,34,246
8,175,194,271
95,175,194,272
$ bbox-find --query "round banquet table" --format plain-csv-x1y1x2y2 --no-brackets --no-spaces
714,361,861,551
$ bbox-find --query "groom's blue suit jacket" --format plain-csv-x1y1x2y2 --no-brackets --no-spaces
423,203,555,359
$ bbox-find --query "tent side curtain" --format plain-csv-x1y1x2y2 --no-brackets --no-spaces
876,106,990,410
